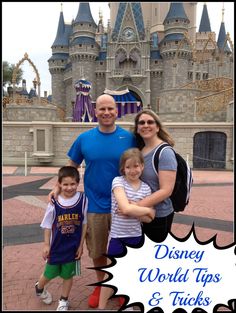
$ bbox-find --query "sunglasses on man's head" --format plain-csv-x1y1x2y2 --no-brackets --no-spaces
137,120,156,125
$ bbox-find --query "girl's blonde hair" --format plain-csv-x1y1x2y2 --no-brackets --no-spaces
119,148,144,175
133,109,175,149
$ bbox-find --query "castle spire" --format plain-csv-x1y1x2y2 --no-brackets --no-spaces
52,10,65,47
217,17,231,52
222,2,225,22
112,3,145,41
74,2,97,27
198,3,211,32
163,2,190,24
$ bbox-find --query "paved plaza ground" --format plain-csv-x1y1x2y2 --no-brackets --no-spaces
2,166,235,311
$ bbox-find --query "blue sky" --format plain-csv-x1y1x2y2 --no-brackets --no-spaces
2,2,234,95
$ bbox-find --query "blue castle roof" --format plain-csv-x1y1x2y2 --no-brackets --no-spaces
71,36,95,46
52,12,66,47
112,3,145,40
164,3,190,24
217,22,231,52
19,89,29,96
199,4,211,32
52,12,72,48
150,50,162,60
160,33,185,45
97,51,107,61
74,2,97,27
29,88,37,99
48,53,69,62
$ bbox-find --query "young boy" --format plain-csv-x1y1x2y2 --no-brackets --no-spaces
35,166,88,311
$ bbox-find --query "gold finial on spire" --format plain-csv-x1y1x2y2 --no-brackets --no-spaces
222,2,225,22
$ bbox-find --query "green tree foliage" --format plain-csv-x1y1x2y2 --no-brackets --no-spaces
3,61,23,86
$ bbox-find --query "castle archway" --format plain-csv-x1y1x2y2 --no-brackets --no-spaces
12,53,41,99
117,85,144,108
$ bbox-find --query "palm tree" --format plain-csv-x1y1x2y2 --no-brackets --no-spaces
3,61,23,87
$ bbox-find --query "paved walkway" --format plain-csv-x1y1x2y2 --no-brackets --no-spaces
2,167,235,311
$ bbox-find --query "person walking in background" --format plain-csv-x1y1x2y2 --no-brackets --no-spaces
48,94,136,308
36,166,88,311
133,109,177,242
98,148,155,310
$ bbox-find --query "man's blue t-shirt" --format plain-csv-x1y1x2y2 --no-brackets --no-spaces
67,126,136,213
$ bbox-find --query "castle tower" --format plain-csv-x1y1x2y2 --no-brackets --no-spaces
195,3,216,64
70,2,99,99
160,2,191,88
217,5,231,53
216,4,232,77
107,3,150,107
48,5,71,109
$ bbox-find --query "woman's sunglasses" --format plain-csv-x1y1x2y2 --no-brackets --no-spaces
137,120,156,125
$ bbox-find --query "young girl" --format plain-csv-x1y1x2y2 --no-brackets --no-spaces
98,148,155,310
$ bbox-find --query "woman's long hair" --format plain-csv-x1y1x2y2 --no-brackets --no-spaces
133,109,175,149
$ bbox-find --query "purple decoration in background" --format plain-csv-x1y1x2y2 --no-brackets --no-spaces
73,79,95,122
104,89,142,118
73,85,142,122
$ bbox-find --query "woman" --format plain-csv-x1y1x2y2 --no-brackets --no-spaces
133,109,177,242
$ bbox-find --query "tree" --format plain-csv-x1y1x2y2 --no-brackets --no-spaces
3,61,23,86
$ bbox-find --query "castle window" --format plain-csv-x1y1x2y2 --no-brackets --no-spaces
188,71,193,80
89,24,91,26
155,8,157,16
175,41,178,44
155,61,158,64
100,62,103,65
79,44,82,47
176,19,178,22
91,45,94,48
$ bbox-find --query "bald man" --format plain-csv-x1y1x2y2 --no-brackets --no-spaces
50,94,136,308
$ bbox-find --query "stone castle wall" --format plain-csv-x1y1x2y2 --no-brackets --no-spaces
3,121,233,170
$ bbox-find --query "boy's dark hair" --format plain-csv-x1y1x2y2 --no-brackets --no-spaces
58,166,80,183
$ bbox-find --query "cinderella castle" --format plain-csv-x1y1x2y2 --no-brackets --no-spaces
3,2,234,169
49,2,233,123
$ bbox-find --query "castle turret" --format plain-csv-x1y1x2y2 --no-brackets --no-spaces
70,2,99,99
108,3,150,107
160,2,191,88
19,79,29,97
48,5,71,109
198,3,211,32
195,3,216,59
217,6,231,53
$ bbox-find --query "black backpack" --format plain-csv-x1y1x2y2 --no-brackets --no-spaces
152,143,193,212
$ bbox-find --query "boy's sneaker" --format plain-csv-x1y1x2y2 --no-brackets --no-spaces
35,281,52,304
88,286,101,308
57,299,69,311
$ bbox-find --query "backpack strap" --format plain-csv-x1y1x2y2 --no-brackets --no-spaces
152,143,172,175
